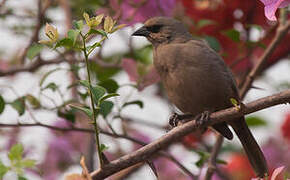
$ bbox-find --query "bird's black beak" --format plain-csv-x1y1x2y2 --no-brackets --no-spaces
132,26,149,37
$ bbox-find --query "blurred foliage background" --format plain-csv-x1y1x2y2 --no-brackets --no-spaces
0,0,289,179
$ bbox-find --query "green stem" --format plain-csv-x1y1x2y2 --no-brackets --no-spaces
80,33,104,169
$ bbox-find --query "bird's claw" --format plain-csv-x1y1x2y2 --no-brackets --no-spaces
169,113,194,127
195,111,211,128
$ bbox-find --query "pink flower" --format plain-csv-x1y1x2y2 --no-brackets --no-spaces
259,0,290,21
97,0,176,25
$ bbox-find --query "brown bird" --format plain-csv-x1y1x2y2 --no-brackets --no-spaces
132,17,268,178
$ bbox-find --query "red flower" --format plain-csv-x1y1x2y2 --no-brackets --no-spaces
281,113,290,142
226,153,255,180
180,0,290,74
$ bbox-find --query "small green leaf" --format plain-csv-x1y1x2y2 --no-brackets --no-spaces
87,29,107,37
42,82,58,92
55,38,73,48
122,100,144,109
224,29,240,42
79,80,90,88
11,98,25,116
67,29,80,46
69,104,92,119
99,100,113,118
78,92,89,101
99,93,119,103
0,95,5,114
0,160,9,178
39,68,62,87
196,19,216,29
8,144,23,162
204,36,220,52
246,116,267,127
25,94,40,109
18,176,28,180
87,41,102,55
73,20,84,30
20,159,36,168
99,79,119,93
91,85,106,104
216,159,227,165
57,109,76,123
230,98,238,106
27,44,43,60
100,144,109,153
195,151,210,168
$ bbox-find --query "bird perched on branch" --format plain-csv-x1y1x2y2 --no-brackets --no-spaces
132,17,268,178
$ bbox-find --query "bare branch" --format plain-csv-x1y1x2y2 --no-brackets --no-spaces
240,19,290,99
90,89,290,179
205,135,224,180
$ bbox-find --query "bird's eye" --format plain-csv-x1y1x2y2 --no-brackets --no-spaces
146,25,163,33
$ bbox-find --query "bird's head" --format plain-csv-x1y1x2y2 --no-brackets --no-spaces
132,17,190,46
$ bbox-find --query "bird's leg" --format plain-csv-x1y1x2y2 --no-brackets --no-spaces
195,111,211,128
169,113,194,127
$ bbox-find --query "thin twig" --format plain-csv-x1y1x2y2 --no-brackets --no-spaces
240,19,290,99
0,122,196,178
90,89,290,179
204,135,224,180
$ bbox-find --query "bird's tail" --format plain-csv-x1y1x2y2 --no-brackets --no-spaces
230,117,268,178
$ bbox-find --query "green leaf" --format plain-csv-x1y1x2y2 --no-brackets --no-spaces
196,19,216,29
73,20,84,30
69,104,92,119
55,38,73,48
246,116,267,127
26,44,43,60
25,94,40,109
91,85,106,104
87,29,107,37
78,92,89,100
18,176,28,180
0,95,5,114
99,79,119,93
11,97,25,116
42,82,58,92
8,144,23,162
100,144,109,153
87,41,102,55
39,68,62,87
216,159,227,165
99,100,113,118
88,61,120,81
122,100,144,109
57,109,76,123
0,160,9,178
67,29,80,46
230,98,238,106
99,93,119,103
133,45,153,65
224,29,240,42
195,151,210,168
79,80,90,88
20,159,36,168
204,36,220,52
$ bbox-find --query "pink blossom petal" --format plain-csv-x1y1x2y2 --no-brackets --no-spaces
259,0,290,21
122,58,138,82
271,166,285,180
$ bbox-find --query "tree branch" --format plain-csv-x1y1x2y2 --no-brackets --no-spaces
0,121,196,178
90,89,290,179
205,134,224,180
240,19,290,99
